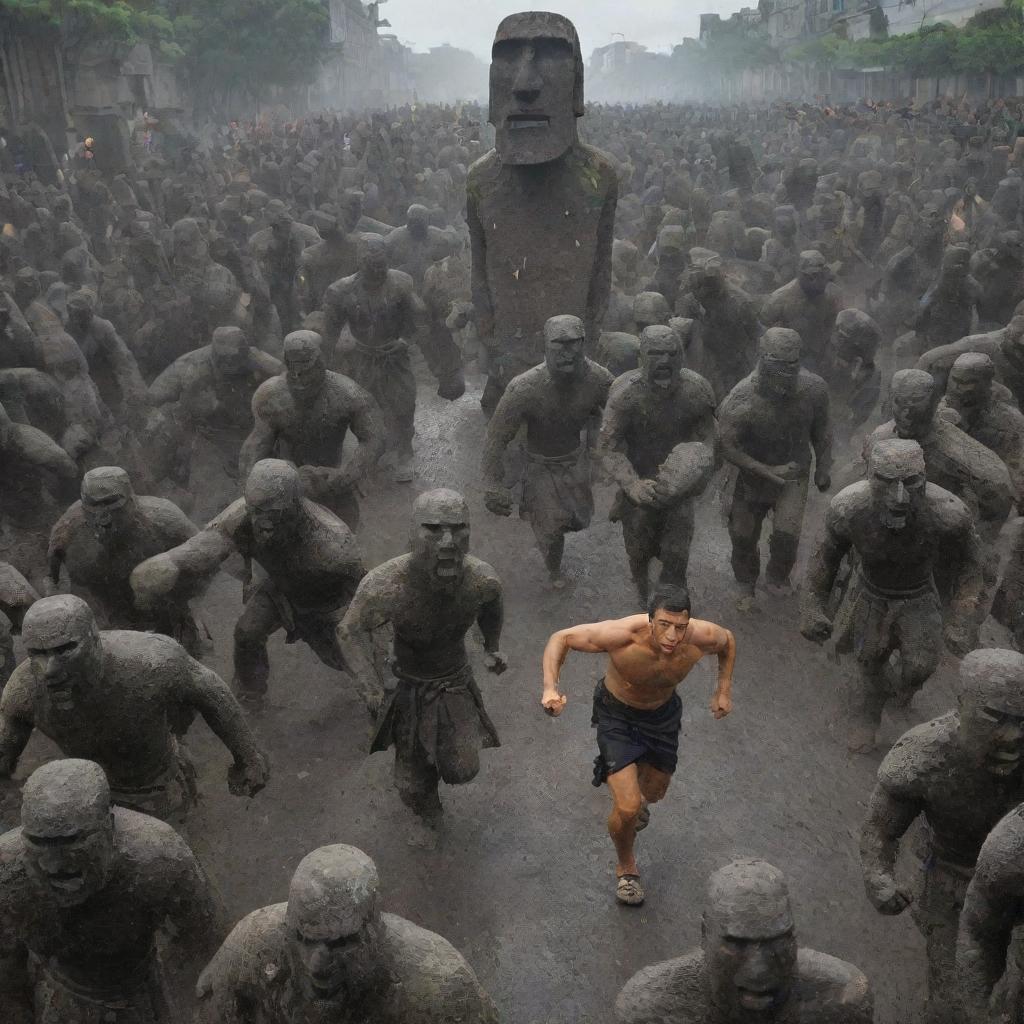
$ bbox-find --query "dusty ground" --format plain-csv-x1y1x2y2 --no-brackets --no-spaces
16,366,969,1024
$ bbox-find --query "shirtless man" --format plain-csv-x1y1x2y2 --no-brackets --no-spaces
541,584,735,906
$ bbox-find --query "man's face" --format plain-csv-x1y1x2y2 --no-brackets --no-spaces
288,912,380,1003
24,822,113,908
960,694,1024,777
82,488,132,542
490,22,579,165
705,917,798,1022
797,258,828,297
892,383,934,438
870,462,926,530
640,338,682,391
649,609,689,656
411,515,470,584
285,350,326,398
545,335,585,381
26,629,99,712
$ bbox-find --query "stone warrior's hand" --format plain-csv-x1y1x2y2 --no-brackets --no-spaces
800,610,833,643
943,619,976,659
484,650,507,675
814,466,832,492
228,751,270,798
484,487,514,517
866,873,912,916
625,478,660,507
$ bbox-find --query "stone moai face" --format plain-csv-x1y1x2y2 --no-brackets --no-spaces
488,12,584,166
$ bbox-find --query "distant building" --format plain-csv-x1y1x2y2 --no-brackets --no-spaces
409,44,487,104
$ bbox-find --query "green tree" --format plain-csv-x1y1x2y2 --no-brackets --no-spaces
173,0,329,110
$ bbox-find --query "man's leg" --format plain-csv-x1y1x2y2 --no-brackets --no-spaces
232,590,283,704
765,477,808,593
606,764,644,882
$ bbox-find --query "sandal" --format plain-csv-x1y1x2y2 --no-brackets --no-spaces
616,874,645,906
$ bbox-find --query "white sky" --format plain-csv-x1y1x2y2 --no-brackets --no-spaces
381,0,739,58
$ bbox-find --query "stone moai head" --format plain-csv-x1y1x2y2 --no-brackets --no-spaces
489,11,584,166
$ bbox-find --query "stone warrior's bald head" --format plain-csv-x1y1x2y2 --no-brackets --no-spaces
544,314,586,380
489,12,584,166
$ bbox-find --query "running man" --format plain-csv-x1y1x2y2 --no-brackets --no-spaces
541,585,735,906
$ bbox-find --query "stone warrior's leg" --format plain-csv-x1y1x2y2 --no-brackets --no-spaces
232,589,283,705
621,505,662,607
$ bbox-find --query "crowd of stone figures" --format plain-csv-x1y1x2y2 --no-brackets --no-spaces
7,8,1024,1023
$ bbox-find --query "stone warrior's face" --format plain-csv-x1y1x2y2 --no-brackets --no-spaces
489,12,583,166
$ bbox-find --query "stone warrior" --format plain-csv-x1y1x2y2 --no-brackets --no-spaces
132,459,366,708
0,759,218,1024
194,844,499,1023
240,330,385,530
46,466,205,652
0,563,36,688
860,649,1024,1024
482,314,613,586
719,327,832,609
598,325,718,604
321,236,425,483
956,801,1024,1022
802,439,985,752
0,595,269,823
337,490,505,824
615,859,873,1024
468,11,617,414
541,585,734,906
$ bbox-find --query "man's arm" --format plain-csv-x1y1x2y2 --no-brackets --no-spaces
800,501,851,641
859,780,920,914
176,650,269,797
691,619,735,719
541,616,644,716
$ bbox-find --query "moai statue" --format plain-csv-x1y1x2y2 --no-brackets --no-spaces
615,859,873,1024
468,11,618,414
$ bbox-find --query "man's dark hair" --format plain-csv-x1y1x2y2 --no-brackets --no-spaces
648,584,691,619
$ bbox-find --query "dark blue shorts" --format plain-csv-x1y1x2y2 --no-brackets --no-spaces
590,680,682,787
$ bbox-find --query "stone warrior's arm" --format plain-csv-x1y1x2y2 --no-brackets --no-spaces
176,650,269,797
810,383,834,490
335,569,397,719
476,569,506,676
336,385,387,488
859,778,919,915
160,831,222,974
238,393,280,486
0,850,33,1024
943,511,986,657
957,836,1024,1022
131,501,244,611
800,500,851,642
480,380,529,514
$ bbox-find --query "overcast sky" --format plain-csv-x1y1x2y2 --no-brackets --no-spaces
382,1,737,58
